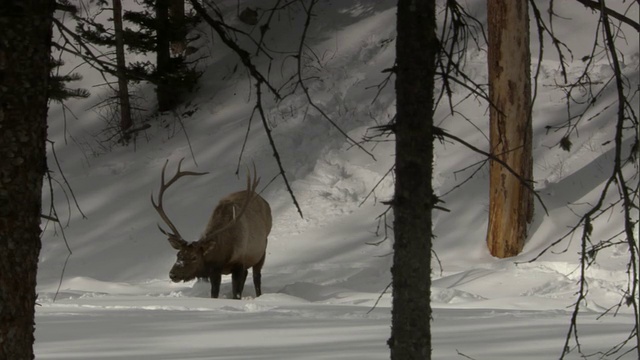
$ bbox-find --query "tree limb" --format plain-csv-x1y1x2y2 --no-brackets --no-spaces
435,127,549,216
574,0,640,31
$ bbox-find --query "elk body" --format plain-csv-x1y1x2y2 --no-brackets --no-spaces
152,160,272,299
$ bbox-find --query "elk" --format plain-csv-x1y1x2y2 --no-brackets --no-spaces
151,159,272,299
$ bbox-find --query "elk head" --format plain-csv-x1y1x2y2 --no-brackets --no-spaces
167,239,206,282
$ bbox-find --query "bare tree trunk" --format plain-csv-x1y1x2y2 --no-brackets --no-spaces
113,0,133,139
0,1,54,358
169,0,186,55
389,0,437,359
486,0,533,258
156,0,175,111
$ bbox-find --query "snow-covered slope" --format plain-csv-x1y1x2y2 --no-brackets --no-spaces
35,1,639,359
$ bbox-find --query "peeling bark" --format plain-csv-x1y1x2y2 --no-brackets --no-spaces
486,0,534,258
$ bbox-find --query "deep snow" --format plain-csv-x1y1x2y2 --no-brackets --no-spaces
35,0,638,359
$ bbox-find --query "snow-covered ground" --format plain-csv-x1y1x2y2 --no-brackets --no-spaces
35,1,638,359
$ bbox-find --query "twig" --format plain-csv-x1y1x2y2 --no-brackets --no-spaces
190,0,303,218
255,83,303,218
48,140,86,219
359,165,394,207
574,0,640,31
43,165,73,303
367,281,392,314
173,110,199,167
435,128,549,216
293,0,376,161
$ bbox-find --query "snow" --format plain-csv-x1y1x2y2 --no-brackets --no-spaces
35,0,638,359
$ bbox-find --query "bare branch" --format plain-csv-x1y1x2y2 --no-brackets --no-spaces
255,83,304,218
189,0,280,97
190,0,303,218
293,0,376,160
434,128,549,216
574,0,640,31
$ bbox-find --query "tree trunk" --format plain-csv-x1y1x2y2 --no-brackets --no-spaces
486,0,533,258
0,1,54,358
389,1,437,359
169,0,186,55
156,0,175,111
113,0,133,139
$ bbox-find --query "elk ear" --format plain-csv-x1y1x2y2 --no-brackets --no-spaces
168,236,188,250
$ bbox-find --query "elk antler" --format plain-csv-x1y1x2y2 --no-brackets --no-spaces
151,158,208,242
207,162,260,238
235,161,261,220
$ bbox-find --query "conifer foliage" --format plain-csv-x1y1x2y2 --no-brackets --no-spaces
74,0,201,112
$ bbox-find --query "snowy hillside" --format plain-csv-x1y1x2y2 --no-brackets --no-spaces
35,1,638,359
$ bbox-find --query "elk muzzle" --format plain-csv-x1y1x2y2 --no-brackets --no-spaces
169,260,193,282
169,269,180,282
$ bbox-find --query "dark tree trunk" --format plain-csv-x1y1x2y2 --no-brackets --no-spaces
0,1,54,358
113,0,133,138
156,0,175,111
389,0,437,359
169,0,186,55
486,0,533,258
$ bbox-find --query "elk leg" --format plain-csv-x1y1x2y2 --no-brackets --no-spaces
231,266,248,299
209,270,222,298
252,252,266,297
